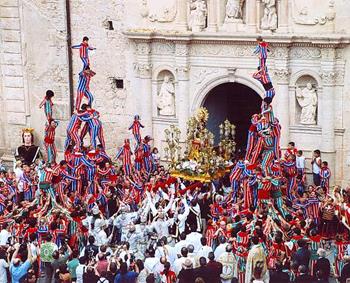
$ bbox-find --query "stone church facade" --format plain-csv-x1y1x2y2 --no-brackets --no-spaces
1,0,350,184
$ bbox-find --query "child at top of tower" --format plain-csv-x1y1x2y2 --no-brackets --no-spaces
254,36,270,70
72,36,96,70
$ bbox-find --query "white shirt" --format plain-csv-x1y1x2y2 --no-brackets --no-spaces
214,243,228,260
174,240,188,256
0,229,10,246
0,259,8,283
144,257,159,273
312,157,321,174
196,245,213,260
296,156,305,169
76,264,86,283
186,232,202,253
173,256,194,275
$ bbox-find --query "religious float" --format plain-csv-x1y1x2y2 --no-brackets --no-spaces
164,107,236,182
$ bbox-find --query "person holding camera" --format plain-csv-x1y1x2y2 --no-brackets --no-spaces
52,241,72,282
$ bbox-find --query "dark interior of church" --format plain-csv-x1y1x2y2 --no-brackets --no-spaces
203,82,262,154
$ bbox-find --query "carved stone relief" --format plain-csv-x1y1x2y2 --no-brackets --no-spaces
140,0,177,22
291,0,336,26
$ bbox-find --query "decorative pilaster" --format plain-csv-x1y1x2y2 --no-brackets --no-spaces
176,0,188,30
277,0,288,33
134,41,153,134
273,68,290,147
175,43,190,140
207,0,217,32
246,0,257,32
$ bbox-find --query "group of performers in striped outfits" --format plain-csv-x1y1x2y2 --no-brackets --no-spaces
0,36,348,283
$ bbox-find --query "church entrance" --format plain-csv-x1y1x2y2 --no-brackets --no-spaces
203,82,262,153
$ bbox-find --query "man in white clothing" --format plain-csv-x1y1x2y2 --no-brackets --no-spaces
196,237,213,262
186,223,202,253
75,257,87,283
0,223,11,246
214,236,228,259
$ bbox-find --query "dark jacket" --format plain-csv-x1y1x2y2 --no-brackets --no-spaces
292,247,311,268
270,269,290,283
314,257,331,280
340,262,350,283
206,260,223,283
295,273,314,283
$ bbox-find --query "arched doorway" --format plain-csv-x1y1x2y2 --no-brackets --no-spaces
203,82,262,152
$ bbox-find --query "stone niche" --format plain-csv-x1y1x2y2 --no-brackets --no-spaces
294,75,318,126
155,70,176,118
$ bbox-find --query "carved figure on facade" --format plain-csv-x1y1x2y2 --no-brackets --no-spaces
140,0,177,22
157,76,176,116
261,0,277,31
291,0,335,25
225,0,245,22
189,0,207,32
296,83,318,125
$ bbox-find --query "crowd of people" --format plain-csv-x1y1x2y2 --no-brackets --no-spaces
0,36,348,283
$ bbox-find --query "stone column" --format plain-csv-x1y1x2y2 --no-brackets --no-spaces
175,43,190,140
277,0,288,33
272,47,290,147
246,0,257,32
256,0,262,30
176,0,188,30
207,0,217,32
135,41,153,135
320,48,336,182
273,68,290,147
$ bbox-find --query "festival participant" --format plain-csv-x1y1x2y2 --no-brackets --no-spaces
71,36,96,70
253,36,269,70
43,119,58,164
320,161,331,195
115,139,133,176
141,135,153,174
129,115,144,145
75,67,96,111
39,90,54,121
311,149,322,186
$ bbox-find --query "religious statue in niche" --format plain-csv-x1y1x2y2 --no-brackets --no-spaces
189,0,207,32
261,0,277,31
15,128,42,165
296,83,318,125
225,0,245,22
157,76,176,116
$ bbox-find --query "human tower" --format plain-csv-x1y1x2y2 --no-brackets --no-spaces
38,36,154,200
229,36,291,218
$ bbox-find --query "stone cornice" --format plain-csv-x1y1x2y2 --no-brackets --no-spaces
124,30,350,48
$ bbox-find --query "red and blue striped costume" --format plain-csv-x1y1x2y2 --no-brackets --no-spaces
320,167,331,194
80,109,106,149
134,145,143,172
129,116,144,144
44,122,57,164
335,240,348,277
281,160,297,201
65,113,83,150
21,173,34,201
72,42,95,70
245,115,259,161
39,97,53,121
253,67,275,104
229,160,245,202
142,141,152,174
116,140,132,176
305,197,320,224
309,235,322,276
254,41,269,69
76,70,94,111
